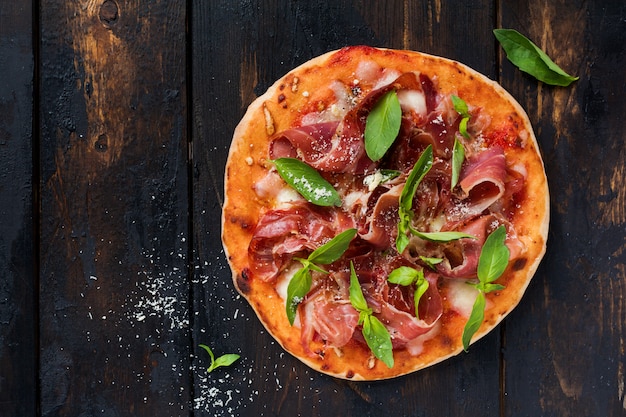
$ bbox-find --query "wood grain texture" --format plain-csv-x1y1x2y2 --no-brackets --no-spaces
38,1,189,415
499,1,626,416
0,3,36,417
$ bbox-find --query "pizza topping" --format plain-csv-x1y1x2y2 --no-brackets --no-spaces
454,146,507,218
285,228,358,325
451,138,466,190
247,205,354,282
245,67,531,362
396,145,434,253
349,262,394,368
387,266,429,320
451,95,472,139
364,90,402,161
273,157,342,207
262,102,275,135
461,225,510,350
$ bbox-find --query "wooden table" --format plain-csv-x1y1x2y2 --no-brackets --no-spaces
1,1,625,416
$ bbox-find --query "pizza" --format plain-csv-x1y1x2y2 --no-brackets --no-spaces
222,46,549,380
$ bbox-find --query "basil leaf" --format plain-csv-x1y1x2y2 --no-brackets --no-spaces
399,145,433,211
451,95,471,139
308,228,357,265
210,354,241,372
413,276,429,321
364,90,402,161
349,262,370,313
482,283,506,293
380,169,401,184
451,138,465,190
494,29,579,86
388,266,420,286
395,228,411,254
462,291,486,351
411,229,476,242
451,94,469,117
273,157,341,207
199,344,240,373
286,266,312,325
477,226,510,283
419,256,443,270
362,314,394,368
396,146,434,253
199,343,215,363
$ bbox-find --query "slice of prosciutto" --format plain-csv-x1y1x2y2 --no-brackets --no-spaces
248,204,354,282
452,146,507,218
268,72,433,175
435,213,525,279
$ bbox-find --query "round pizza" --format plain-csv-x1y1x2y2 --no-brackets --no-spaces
222,46,549,380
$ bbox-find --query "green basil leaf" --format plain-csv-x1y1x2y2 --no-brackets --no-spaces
273,157,341,207
379,169,401,184
451,138,465,190
199,344,240,373
308,263,329,274
411,229,476,242
286,267,312,325
199,343,215,363
349,262,370,313
494,29,579,86
482,283,506,293
451,95,471,139
210,354,241,372
388,266,420,286
419,256,443,270
461,291,486,351
395,226,411,254
364,90,402,161
399,145,433,211
396,146,434,253
362,314,394,368
477,225,510,283
413,274,429,321
451,94,470,117
307,228,357,265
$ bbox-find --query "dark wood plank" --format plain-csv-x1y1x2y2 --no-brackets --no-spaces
38,1,190,415
0,3,36,417
499,1,626,416
191,1,501,416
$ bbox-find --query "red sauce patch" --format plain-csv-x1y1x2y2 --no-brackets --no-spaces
484,122,523,149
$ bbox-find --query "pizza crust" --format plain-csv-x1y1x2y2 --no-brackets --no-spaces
222,46,549,380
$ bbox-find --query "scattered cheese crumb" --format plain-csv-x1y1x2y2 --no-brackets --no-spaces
245,156,253,166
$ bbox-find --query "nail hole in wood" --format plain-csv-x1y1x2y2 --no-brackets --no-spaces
99,0,119,27
95,134,108,152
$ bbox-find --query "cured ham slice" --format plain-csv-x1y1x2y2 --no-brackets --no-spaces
248,205,354,282
435,214,525,279
453,146,507,218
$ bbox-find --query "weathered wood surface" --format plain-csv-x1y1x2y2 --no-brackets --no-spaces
1,0,625,416
0,3,36,417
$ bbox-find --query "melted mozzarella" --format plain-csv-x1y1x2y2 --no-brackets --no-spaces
372,68,402,90
445,280,480,318
397,89,427,118
355,60,382,84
